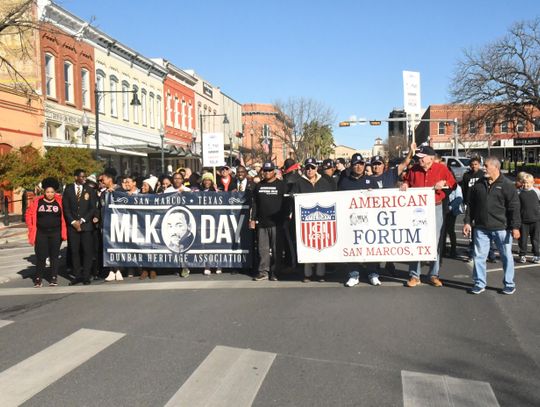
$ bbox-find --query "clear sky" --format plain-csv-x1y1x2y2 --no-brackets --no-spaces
63,0,539,151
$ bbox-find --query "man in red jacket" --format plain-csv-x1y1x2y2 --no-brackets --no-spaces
402,145,456,287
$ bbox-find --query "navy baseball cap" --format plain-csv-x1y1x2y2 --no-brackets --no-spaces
371,155,384,164
262,161,275,171
304,157,318,168
351,153,365,165
322,159,334,169
415,145,436,158
336,157,346,165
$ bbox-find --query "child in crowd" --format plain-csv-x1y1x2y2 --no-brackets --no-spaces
518,173,540,263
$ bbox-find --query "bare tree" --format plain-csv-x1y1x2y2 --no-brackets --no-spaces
273,97,336,161
450,18,540,128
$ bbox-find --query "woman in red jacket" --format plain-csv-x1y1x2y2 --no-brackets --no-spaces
26,178,67,287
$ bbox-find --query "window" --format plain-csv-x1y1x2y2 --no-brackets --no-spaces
517,119,525,132
110,76,118,117
132,85,139,123
166,92,173,126
64,126,71,141
188,101,193,131
501,121,508,133
63,61,74,103
535,118,540,132
438,122,445,135
96,70,105,114
149,93,155,128
174,96,180,128
156,96,162,129
45,53,56,98
485,120,494,134
81,69,90,108
468,121,477,134
141,90,147,126
122,81,130,120
181,99,186,130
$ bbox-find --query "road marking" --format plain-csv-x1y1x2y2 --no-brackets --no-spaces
0,320,13,328
0,279,406,296
402,370,500,407
0,328,125,407
165,345,276,407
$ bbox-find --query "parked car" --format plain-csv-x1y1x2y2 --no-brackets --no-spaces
441,156,472,182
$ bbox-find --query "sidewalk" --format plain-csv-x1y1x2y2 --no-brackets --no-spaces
0,217,32,284
0,214,28,246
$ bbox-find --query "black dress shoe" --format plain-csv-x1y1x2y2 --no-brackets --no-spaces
83,280,91,285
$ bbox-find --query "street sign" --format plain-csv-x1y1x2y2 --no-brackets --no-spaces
339,121,351,127
369,121,382,126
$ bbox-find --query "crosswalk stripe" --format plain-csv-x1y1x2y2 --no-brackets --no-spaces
0,320,13,328
0,328,125,407
0,280,405,297
402,370,500,407
165,345,276,407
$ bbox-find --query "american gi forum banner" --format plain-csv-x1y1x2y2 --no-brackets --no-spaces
102,191,252,268
294,188,437,263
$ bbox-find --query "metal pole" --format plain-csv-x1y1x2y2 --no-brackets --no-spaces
94,89,100,162
199,113,204,168
453,118,459,156
160,133,165,174
3,197,8,226
229,136,233,166
21,190,27,222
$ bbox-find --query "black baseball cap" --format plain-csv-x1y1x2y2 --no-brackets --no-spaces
322,159,334,169
351,153,365,165
336,157,346,165
371,155,384,164
304,158,318,168
262,161,275,171
415,145,436,158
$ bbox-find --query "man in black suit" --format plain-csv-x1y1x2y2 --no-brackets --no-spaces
63,168,98,285
233,166,255,192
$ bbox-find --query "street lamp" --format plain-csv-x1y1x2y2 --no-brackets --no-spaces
81,112,89,143
94,88,140,161
198,113,229,166
159,125,165,174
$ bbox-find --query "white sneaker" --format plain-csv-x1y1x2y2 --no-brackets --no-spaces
345,276,360,287
115,270,124,281
369,275,382,286
518,255,527,263
105,271,116,281
215,268,222,274
203,268,211,275
533,256,540,264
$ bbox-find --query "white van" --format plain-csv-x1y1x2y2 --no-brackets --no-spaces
441,156,473,182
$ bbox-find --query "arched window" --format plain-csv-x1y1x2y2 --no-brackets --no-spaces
122,81,130,120
96,69,106,114
44,53,56,98
81,69,90,108
110,75,118,117
63,60,74,103
141,89,147,126
149,92,155,128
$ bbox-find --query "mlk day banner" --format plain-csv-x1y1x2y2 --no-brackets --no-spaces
294,188,437,263
102,191,252,268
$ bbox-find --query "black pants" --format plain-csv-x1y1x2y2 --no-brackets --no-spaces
443,212,457,255
257,226,283,277
68,229,94,282
35,230,62,281
519,221,540,256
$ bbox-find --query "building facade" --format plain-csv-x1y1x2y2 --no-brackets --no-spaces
242,104,289,167
415,104,540,163
220,92,242,166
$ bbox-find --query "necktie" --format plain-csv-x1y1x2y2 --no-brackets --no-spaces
76,185,81,201
239,182,244,192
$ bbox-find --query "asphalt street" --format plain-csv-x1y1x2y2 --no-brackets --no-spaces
0,220,539,406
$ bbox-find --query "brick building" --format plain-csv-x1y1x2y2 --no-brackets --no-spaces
241,103,290,167
415,104,540,163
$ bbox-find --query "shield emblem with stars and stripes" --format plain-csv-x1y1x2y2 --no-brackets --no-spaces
300,204,337,251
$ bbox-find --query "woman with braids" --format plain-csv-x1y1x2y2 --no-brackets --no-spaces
26,178,67,287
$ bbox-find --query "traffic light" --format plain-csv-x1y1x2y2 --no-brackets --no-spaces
339,121,351,127
369,120,382,126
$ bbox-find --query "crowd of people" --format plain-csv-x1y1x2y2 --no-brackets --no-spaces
25,144,539,295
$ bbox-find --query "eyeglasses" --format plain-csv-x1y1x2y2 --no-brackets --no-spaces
305,166,317,170
372,162,383,166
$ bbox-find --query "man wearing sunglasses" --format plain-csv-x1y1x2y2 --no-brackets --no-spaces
250,162,287,281
292,158,336,282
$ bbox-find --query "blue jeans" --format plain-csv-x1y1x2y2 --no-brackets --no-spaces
409,204,443,278
473,228,515,289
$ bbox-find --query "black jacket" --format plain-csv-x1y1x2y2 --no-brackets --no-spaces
461,169,484,205
292,174,336,194
464,175,520,231
62,183,98,232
